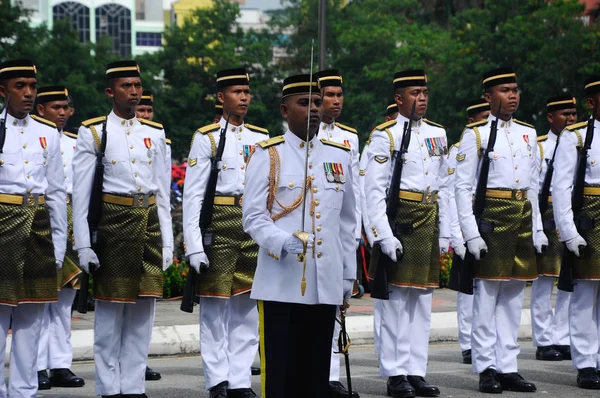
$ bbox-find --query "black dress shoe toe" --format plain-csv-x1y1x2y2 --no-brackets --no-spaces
535,346,563,361
121,395,148,398
479,368,502,394
329,380,360,397
406,376,440,397
228,388,258,397
497,372,536,392
553,345,572,360
210,381,229,398
101,395,121,398
387,375,416,398
251,366,261,376
38,370,52,390
49,368,85,387
461,349,472,365
577,367,600,389
145,366,161,381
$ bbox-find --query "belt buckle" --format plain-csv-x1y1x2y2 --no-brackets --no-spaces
422,189,434,204
133,194,148,208
23,193,36,207
514,190,523,201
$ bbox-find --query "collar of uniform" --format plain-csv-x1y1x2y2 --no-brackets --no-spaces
284,129,318,149
547,129,558,142
6,113,30,127
395,113,422,129
320,121,334,131
108,110,138,127
219,116,244,133
488,113,513,129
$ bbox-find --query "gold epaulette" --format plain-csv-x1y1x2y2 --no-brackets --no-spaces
335,122,357,134
30,115,57,128
81,116,106,127
64,131,78,139
537,135,548,142
466,119,488,129
514,119,534,129
423,118,444,128
166,138,172,145
374,119,397,131
566,121,588,131
257,135,285,148
139,119,163,129
245,123,269,134
196,123,220,134
450,142,460,150
320,139,351,151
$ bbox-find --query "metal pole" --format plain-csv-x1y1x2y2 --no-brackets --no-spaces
318,0,326,71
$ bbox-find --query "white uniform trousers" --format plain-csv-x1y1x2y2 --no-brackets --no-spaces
329,318,341,381
569,280,600,370
457,292,474,351
37,288,77,370
472,279,525,374
379,286,433,377
374,298,382,355
0,303,45,398
94,298,155,396
531,275,571,347
200,293,258,390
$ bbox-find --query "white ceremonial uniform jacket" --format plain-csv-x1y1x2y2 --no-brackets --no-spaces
243,130,357,306
60,129,78,194
182,117,269,256
318,121,361,240
537,130,558,194
365,114,450,242
0,114,67,261
359,143,374,245
447,144,464,247
72,111,173,250
454,115,542,242
552,120,599,242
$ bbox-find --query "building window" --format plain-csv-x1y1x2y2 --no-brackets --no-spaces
136,32,162,47
96,3,132,57
53,1,91,43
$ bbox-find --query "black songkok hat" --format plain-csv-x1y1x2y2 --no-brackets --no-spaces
316,69,342,87
393,69,427,89
546,95,576,113
584,75,600,97
36,85,69,104
466,99,491,117
216,68,250,90
215,103,223,115
139,90,154,106
105,60,140,80
281,74,320,99
386,101,398,115
0,59,37,81
482,67,517,89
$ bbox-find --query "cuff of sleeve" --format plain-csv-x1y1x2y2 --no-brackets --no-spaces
450,236,465,247
559,225,578,243
438,222,451,239
185,239,205,257
54,250,65,263
270,233,289,259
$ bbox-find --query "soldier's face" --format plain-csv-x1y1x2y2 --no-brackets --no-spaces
0,77,37,116
487,83,520,115
136,105,154,121
547,108,577,133
106,77,142,108
218,85,251,118
37,100,70,129
396,86,428,120
322,86,343,119
281,93,323,139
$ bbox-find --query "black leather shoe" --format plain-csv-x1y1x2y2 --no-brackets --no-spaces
577,367,600,389
38,370,51,390
145,366,161,381
227,388,257,397
101,395,121,398
121,395,148,398
479,368,502,394
329,380,360,397
49,368,85,387
535,346,563,361
251,366,261,376
496,372,536,392
554,345,572,360
406,376,440,397
387,375,416,398
461,349,472,364
209,381,229,398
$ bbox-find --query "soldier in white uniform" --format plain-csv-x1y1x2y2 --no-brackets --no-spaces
552,75,600,390
183,68,267,398
0,59,67,398
455,67,543,393
34,85,85,390
450,99,490,366
314,69,360,398
243,73,356,397
366,70,449,398
72,60,173,398
531,95,577,362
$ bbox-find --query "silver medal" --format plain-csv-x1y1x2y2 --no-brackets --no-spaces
339,174,346,183
326,173,334,183
43,149,48,159
147,149,152,158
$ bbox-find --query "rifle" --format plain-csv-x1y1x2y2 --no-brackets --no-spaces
77,120,107,313
0,95,10,153
369,100,416,300
455,104,501,295
539,120,569,216
181,110,232,313
558,103,598,292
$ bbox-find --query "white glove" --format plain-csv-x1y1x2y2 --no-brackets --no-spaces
380,236,402,262
283,233,315,254
343,279,354,306
77,248,100,274
162,247,174,271
533,230,548,254
439,237,450,254
189,252,209,273
56,260,63,269
566,235,587,257
453,243,467,260
466,237,488,260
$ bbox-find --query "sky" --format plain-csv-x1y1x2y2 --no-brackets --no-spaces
244,0,283,11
